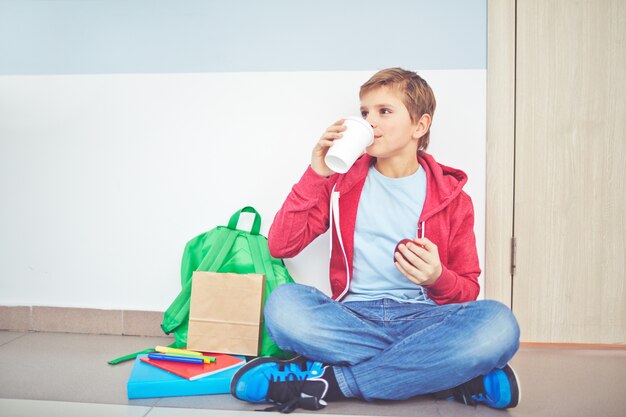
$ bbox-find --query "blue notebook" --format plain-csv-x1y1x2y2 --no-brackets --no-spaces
127,354,245,399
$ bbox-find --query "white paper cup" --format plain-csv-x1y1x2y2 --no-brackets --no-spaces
324,117,374,174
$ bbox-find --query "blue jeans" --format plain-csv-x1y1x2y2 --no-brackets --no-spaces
264,283,520,401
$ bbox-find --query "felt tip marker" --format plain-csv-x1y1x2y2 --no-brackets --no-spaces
162,352,216,363
155,346,203,357
148,353,204,364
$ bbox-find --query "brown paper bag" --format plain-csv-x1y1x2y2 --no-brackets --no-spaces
187,271,266,356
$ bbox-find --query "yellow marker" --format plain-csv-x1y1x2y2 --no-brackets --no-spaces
162,352,216,363
155,346,203,357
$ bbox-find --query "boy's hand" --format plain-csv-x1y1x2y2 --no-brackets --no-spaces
394,238,442,286
311,119,346,177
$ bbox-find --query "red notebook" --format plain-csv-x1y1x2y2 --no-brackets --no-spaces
140,353,245,381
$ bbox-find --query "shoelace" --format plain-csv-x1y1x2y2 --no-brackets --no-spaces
257,373,326,414
261,395,325,413
277,360,309,375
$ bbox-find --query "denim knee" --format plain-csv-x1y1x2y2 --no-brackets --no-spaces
474,300,520,365
489,300,520,348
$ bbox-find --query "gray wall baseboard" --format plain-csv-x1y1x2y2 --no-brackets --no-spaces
0,306,168,337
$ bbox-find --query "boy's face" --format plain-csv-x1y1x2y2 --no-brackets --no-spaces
359,87,423,160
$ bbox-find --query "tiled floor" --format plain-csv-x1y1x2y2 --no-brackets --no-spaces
0,331,625,417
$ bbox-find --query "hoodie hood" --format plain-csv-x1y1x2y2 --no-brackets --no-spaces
417,152,468,221
332,152,468,221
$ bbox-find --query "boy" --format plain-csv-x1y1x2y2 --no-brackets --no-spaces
231,68,520,412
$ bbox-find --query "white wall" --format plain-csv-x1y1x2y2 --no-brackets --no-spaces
0,70,485,310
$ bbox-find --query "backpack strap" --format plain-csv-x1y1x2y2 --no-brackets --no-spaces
107,340,185,365
247,234,277,287
107,347,155,365
196,227,239,271
227,206,262,235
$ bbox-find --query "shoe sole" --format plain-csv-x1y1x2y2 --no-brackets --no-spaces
229,355,305,400
502,364,521,408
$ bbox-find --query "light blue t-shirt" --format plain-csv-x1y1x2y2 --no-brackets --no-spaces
343,164,432,303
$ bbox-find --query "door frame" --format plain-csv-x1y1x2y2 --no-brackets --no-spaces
485,0,516,307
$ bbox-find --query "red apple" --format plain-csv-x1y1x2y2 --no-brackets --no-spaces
394,238,414,263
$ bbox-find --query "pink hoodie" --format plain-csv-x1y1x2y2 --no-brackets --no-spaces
268,152,481,305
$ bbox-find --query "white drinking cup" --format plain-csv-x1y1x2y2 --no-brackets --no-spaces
324,117,374,174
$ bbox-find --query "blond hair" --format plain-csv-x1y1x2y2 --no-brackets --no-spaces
360,68,436,152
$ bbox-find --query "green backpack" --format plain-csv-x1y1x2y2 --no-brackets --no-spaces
109,206,294,364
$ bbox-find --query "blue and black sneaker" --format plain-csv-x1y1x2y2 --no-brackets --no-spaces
444,364,521,409
230,356,329,413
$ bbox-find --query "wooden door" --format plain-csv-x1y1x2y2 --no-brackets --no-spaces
512,0,626,343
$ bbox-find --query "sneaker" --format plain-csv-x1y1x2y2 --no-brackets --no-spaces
230,356,329,413
448,364,521,409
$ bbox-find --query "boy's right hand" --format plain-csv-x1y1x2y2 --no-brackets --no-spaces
311,119,346,177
